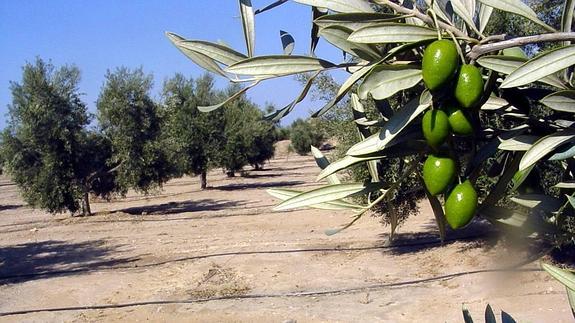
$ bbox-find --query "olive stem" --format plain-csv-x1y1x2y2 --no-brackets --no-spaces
374,0,469,39
468,32,575,60
446,29,466,63
426,9,442,40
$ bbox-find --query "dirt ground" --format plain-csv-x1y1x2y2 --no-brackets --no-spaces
0,149,572,322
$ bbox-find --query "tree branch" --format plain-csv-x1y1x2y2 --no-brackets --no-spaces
468,32,575,60
373,0,469,39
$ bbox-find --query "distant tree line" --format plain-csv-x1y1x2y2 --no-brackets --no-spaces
0,58,282,216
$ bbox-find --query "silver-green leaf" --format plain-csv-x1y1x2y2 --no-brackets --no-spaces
319,25,381,61
540,90,575,113
477,55,567,89
226,55,335,76
273,182,385,211
348,23,439,44
519,129,575,171
359,65,422,100
239,0,256,57
347,92,432,156
294,0,374,13
500,45,575,88
476,0,556,32
267,188,364,210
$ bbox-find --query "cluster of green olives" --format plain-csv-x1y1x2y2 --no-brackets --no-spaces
420,39,482,230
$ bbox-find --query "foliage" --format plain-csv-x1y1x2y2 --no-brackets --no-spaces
289,118,325,155
161,73,224,188
216,84,276,175
168,0,575,247
97,67,172,194
1,58,114,215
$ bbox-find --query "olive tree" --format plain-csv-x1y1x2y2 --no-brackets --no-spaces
97,67,172,194
1,59,118,215
161,73,224,189
166,0,575,310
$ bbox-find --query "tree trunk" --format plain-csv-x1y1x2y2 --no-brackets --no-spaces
200,171,207,190
81,186,91,216
227,170,235,177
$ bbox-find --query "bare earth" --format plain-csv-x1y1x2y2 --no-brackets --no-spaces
0,151,572,322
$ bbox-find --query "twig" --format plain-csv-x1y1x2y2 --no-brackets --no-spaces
374,0,469,39
468,32,575,60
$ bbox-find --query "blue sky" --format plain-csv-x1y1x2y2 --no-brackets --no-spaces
0,0,345,128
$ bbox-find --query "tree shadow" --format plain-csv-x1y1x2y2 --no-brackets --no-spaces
381,219,497,255
239,173,283,179
0,204,24,212
0,239,139,284
212,180,306,191
118,199,249,216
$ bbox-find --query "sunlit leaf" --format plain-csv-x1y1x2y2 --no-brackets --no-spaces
348,23,439,44
314,12,401,30
239,0,256,57
476,0,556,32
165,32,228,77
311,146,341,185
347,92,432,156
294,0,374,13
554,181,575,188
226,55,335,76
174,40,248,66
267,188,364,210
451,0,480,34
477,55,566,89
542,263,575,291
498,135,538,151
319,25,381,60
359,65,422,100
481,95,511,110
274,182,385,211
541,90,575,113
478,3,494,33
501,46,575,88
519,129,575,171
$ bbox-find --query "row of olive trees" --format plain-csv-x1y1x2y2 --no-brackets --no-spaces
0,58,278,216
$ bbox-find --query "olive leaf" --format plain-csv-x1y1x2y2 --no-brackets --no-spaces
358,65,422,100
477,55,566,89
347,92,432,156
540,90,575,113
348,23,439,44
476,0,556,32
273,182,385,211
294,0,374,13
314,12,401,31
310,146,341,185
226,55,335,76
267,188,364,210
519,129,575,171
239,0,256,57
319,25,382,60
500,45,575,89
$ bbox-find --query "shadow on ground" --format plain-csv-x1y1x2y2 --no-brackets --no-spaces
379,219,497,255
0,204,24,212
0,239,139,283
213,180,306,191
119,199,249,216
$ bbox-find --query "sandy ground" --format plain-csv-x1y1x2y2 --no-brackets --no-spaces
0,151,572,322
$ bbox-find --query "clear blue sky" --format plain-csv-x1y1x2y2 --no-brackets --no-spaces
0,0,344,129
